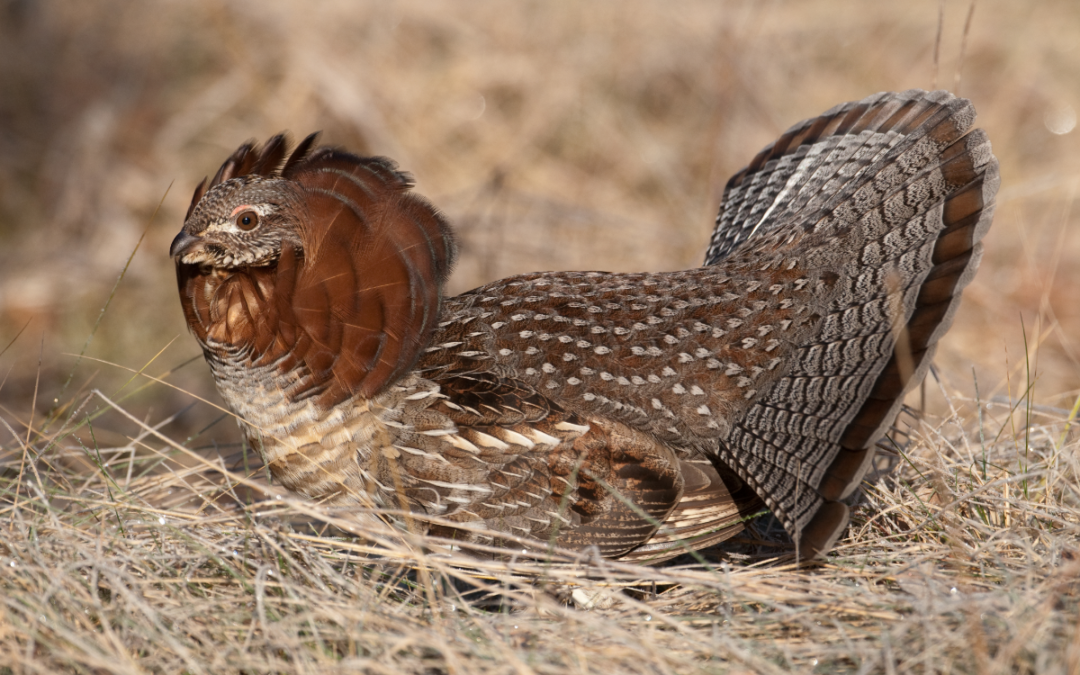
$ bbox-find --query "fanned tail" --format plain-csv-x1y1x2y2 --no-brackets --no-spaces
705,90,999,558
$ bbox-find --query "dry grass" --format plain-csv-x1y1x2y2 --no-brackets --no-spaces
3,381,1079,673
2,1,1080,672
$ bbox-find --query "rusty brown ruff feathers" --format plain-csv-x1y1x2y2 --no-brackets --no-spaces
172,90,999,561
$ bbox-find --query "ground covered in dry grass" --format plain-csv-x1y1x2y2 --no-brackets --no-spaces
2,1,1080,673
2,384,1078,673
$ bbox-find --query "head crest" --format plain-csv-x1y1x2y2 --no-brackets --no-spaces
184,133,321,221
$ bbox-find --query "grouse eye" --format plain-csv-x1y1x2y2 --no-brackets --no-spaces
236,210,260,231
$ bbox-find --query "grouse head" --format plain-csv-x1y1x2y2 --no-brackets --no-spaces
171,134,457,404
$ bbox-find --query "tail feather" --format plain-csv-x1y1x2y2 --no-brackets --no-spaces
707,90,977,265
704,90,998,558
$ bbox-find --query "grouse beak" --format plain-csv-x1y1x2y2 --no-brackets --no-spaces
170,230,204,262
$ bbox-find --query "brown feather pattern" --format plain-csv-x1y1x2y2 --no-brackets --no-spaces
172,90,997,562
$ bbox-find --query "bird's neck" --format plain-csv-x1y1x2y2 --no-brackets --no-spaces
178,263,448,502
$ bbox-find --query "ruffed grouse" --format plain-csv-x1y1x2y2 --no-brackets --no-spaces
171,90,998,561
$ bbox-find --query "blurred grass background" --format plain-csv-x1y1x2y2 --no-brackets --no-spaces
1,2,1079,673
1,0,1078,436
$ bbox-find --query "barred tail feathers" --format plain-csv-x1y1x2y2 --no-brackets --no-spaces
706,90,999,558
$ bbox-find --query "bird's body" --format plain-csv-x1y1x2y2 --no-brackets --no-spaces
172,90,999,561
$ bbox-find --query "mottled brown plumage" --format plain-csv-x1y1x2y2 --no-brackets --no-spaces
171,90,998,562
